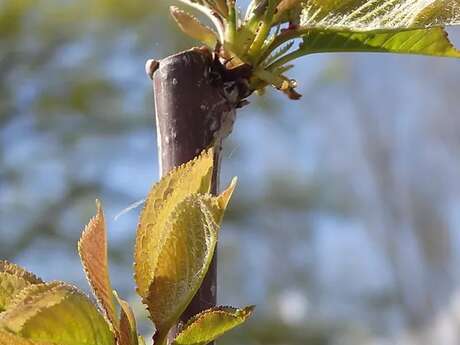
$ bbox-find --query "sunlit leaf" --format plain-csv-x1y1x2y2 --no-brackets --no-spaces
0,282,115,345
274,0,303,23
0,262,43,313
206,0,229,18
170,6,219,47
172,305,254,345
0,262,43,285
300,0,460,30
256,0,460,98
178,0,226,41
114,291,138,345
296,26,460,58
78,200,117,330
134,149,214,299
0,274,30,313
145,179,237,345
0,330,52,345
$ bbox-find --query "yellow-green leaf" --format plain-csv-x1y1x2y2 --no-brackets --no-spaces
78,200,117,330
147,179,236,345
0,282,115,345
0,262,43,313
134,149,214,300
0,262,43,285
267,0,460,61
114,291,138,345
0,330,52,345
205,0,228,18
296,27,460,58
172,305,254,345
170,6,219,47
300,0,460,30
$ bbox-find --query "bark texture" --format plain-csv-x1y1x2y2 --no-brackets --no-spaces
151,47,237,342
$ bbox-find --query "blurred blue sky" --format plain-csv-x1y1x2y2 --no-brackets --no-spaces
1,2,460,344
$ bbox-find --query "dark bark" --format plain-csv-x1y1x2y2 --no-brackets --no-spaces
151,47,239,343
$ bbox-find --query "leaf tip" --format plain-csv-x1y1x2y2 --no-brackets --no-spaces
218,176,237,210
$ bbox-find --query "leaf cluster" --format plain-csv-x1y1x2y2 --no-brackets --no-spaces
0,149,253,345
170,0,460,99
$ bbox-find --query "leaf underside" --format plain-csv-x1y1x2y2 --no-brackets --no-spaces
170,6,219,47
78,200,117,330
173,305,254,345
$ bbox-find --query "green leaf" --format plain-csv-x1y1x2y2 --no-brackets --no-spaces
0,262,43,286
0,282,115,345
134,149,214,300
0,274,30,313
268,1,460,62
262,1,460,90
172,305,254,345
274,0,303,24
300,0,460,30
0,330,52,345
170,6,219,47
78,200,117,330
296,27,460,58
178,0,226,42
147,179,237,345
203,0,229,18
0,262,43,313
290,0,460,58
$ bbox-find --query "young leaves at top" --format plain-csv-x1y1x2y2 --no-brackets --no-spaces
170,6,219,48
169,0,460,99
280,0,460,62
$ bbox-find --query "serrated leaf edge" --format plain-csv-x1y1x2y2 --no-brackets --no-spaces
0,262,43,285
134,148,214,298
173,305,255,345
77,200,118,331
